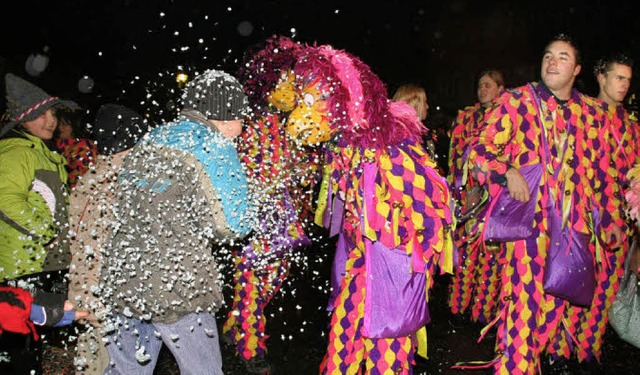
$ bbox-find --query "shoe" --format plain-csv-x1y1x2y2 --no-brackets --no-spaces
244,356,272,375
220,332,234,348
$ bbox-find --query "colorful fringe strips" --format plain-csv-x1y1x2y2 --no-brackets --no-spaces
225,113,320,361
448,103,502,323
223,255,288,360
317,140,454,374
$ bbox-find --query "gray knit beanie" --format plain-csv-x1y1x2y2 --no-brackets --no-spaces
180,69,250,120
1,73,79,137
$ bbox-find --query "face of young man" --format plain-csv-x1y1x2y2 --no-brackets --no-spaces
598,62,632,105
211,119,243,139
22,108,58,140
540,40,582,99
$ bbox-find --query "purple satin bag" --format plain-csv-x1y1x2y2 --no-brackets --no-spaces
362,239,430,339
484,163,543,242
543,213,595,306
327,233,350,312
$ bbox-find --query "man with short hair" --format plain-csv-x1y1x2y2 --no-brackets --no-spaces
565,53,639,365
466,34,625,374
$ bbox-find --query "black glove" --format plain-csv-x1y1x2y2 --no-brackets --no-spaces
30,290,66,327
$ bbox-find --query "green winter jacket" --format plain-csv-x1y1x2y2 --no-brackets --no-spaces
0,129,71,281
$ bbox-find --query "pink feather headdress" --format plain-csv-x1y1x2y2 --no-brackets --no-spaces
237,35,303,111
293,45,426,150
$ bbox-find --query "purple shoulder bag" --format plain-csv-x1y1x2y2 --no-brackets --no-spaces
483,163,543,242
524,83,596,306
542,211,595,306
362,239,430,338
328,236,431,338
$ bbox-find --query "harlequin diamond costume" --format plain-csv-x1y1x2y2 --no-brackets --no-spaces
286,45,455,374
545,100,640,363
448,102,503,325
222,35,321,373
463,82,625,374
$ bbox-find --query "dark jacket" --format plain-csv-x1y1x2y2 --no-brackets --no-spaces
102,112,253,323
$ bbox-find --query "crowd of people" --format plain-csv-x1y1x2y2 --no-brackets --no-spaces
0,31,638,375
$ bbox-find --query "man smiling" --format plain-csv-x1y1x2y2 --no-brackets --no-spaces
466,34,625,374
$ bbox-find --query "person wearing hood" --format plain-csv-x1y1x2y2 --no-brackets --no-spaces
0,73,87,374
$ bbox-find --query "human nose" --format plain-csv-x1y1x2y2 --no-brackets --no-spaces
47,110,58,127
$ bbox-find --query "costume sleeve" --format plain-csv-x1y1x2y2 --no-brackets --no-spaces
0,147,58,243
448,114,465,188
593,109,627,234
468,93,515,187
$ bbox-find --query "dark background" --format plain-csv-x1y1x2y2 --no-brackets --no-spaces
4,1,639,372
1,0,639,125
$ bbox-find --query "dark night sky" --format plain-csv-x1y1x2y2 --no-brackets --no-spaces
1,0,639,123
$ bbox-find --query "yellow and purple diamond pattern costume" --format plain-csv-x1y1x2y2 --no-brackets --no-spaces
287,44,454,375
448,103,503,324
467,82,623,374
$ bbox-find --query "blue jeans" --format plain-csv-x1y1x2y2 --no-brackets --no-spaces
104,312,223,375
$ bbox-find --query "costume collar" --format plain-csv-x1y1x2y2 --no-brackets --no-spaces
533,81,581,107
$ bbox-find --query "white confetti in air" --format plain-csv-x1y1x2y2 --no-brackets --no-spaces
135,346,151,363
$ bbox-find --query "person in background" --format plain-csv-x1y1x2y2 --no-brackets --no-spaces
0,73,87,374
465,34,624,374
100,69,253,375
223,35,315,375
448,69,505,326
549,52,639,371
54,109,98,189
392,84,437,161
67,104,148,375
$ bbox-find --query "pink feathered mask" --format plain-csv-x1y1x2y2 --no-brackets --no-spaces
292,45,426,149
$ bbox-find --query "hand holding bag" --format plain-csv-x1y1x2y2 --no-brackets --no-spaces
483,164,543,242
609,240,640,348
480,83,546,243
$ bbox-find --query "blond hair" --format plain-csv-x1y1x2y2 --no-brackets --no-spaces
392,84,427,120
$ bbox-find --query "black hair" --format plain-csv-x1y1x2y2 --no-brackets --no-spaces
593,52,634,77
545,33,582,66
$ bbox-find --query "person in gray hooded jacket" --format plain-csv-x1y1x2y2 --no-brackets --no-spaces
100,69,254,375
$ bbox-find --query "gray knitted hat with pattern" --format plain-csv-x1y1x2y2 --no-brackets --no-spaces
1,73,79,137
180,69,249,120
